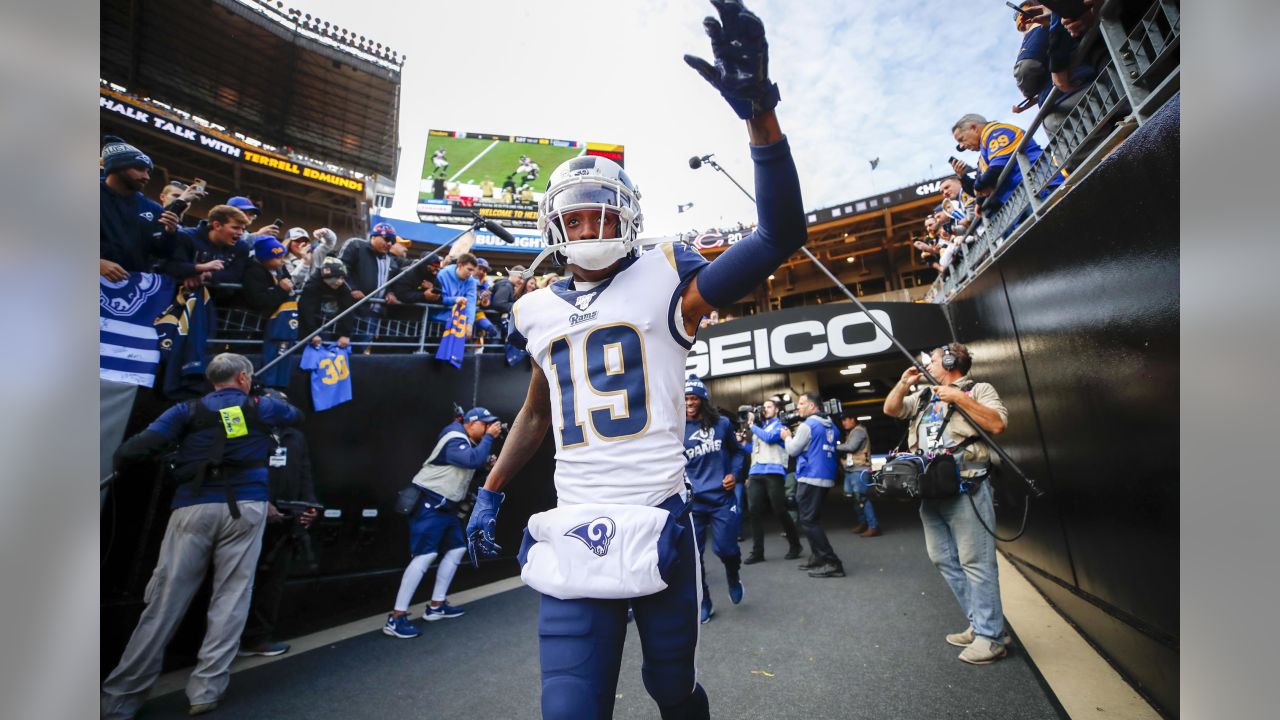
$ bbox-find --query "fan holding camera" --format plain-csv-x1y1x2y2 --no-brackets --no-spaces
882,342,1011,665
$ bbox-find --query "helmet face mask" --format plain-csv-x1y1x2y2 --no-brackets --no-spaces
539,156,643,271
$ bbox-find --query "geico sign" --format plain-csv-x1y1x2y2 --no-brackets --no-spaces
686,310,893,378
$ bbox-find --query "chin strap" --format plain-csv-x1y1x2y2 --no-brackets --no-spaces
523,238,635,277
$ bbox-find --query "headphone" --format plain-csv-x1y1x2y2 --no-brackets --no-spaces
940,344,958,371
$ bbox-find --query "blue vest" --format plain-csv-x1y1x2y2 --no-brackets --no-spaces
796,416,838,482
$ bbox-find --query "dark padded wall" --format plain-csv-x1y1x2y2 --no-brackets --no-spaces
947,95,1179,715
103,352,555,673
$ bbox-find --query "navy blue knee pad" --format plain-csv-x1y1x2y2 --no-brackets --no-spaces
538,595,627,720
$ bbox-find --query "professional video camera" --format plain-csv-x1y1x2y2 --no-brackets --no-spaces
737,404,763,425
779,403,804,428
778,398,844,428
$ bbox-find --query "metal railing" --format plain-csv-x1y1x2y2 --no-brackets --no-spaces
205,284,499,354
925,0,1179,303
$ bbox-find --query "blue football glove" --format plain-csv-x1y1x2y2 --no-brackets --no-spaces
466,487,505,568
683,0,781,120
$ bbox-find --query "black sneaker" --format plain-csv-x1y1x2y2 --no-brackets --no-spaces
743,553,765,565
783,544,803,560
808,563,846,578
797,557,821,570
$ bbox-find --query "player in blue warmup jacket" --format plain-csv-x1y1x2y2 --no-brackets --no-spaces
464,3,808,718
682,377,744,625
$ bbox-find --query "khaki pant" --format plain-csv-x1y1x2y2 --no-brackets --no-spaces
101,501,267,719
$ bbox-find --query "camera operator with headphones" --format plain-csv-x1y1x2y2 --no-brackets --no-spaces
883,342,1010,665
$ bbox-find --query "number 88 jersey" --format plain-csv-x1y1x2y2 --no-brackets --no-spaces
509,243,708,507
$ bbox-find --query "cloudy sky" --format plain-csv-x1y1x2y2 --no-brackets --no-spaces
295,0,1028,236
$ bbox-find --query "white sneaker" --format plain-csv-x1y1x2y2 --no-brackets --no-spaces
958,637,1008,665
945,625,1012,647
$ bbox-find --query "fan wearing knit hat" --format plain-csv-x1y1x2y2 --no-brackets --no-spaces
100,136,179,281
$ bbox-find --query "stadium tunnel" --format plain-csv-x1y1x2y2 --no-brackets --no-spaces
99,0,1179,715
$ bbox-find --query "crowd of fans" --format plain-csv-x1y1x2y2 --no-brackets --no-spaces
919,1,1100,291
99,135,552,395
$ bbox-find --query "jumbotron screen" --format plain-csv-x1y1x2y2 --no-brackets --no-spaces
416,129,625,229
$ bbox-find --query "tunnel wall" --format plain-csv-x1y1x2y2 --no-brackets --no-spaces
102,351,558,673
945,95,1179,716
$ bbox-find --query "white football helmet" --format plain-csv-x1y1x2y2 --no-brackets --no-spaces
537,155,643,271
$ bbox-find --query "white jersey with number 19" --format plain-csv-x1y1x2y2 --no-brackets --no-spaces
510,243,708,508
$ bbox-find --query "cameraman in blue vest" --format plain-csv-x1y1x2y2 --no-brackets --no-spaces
781,392,844,578
102,353,303,718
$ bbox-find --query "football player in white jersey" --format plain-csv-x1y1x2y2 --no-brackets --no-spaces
465,2,809,718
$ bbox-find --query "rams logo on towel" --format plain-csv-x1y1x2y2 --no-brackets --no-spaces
565,517,617,557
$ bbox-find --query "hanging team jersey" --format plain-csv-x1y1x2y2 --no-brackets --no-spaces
509,243,708,508
300,342,353,411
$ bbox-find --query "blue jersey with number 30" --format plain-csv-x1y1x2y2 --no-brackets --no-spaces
300,343,353,411
509,243,707,507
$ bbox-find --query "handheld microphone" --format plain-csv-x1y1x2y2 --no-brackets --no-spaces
689,154,713,170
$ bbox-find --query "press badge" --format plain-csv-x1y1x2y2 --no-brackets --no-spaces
269,446,288,468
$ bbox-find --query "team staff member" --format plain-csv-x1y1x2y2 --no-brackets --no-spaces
883,343,1011,665
782,393,844,578
384,407,502,639
743,398,803,564
102,354,303,719
837,414,880,537
682,377,745,624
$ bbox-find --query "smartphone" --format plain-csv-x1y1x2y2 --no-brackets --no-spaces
273,218,285,228
1005,1,1033,17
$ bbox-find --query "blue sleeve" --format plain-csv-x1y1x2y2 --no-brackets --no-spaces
1017,25,1049,63
299,345,319,370
210,240,251,285
750,419,782,444
145,402,194,442
258,397,303,427
439,269,461,305
442,433,493,469
694,137,806,308
464,279,478,328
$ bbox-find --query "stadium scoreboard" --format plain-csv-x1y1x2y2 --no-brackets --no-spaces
416,129,624,229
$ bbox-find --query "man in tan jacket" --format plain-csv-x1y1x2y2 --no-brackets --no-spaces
883,343,1010,666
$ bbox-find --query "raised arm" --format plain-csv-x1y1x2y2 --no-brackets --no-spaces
680,1,806,329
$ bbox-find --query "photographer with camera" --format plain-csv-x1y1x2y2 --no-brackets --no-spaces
238,390,319,657
384,407,501,639
883,343,1010,665
102,353,303,718
781,393,844,578
742,397,803,565
837,414,880,537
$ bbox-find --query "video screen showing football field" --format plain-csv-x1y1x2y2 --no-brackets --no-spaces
420,132,587,192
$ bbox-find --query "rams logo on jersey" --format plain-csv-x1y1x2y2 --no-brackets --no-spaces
565,517,617,557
